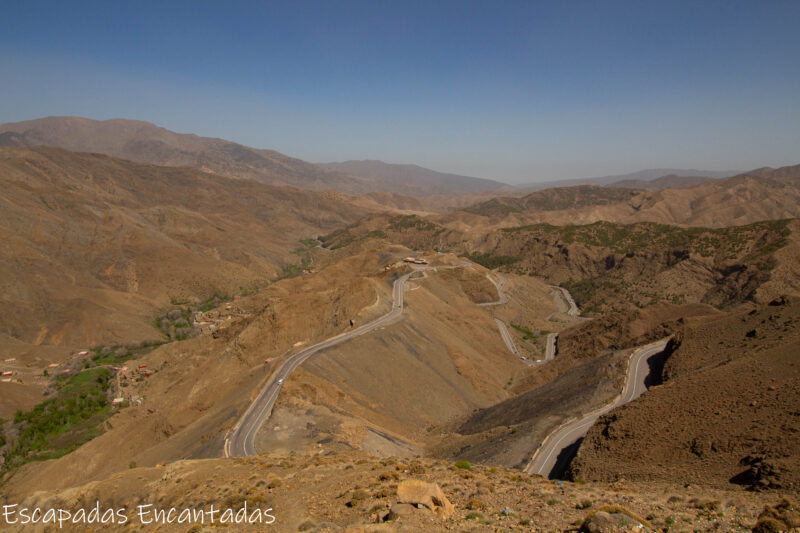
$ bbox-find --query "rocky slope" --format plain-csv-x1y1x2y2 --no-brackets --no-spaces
2,450,789,532
0,249,389,495
567,296,800,491
447,167,800,229
0,146,373,347
429,302,720,469
605,174,714,190
321,214,797,315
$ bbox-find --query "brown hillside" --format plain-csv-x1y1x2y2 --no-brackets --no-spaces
606,174,714,189
0,250,390,496
0,146,373,348
430,303,719,469
0,117,509,196
448,165,800,229
0,117,372,193
321,215,797,315
567,296,800,490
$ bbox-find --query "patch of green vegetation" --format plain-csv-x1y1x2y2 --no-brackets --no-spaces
321,216,441,251
388,214,439,232
282,237,323,277
465,186,636,216
454,460,472,470
319,227,347,247
86,340,162,369
562,277,618,307
197,290,230,312
502,219,791,260
4,368,113,473
363,230,388,240
238,284,260,297
510,323,539,341
464,252,520,269
153,307,195,341
274,262,308,281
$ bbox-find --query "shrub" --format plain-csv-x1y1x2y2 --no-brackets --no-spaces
466,499,485,510
350,489,369,501
576,499,593,509
463,252,520,270
752,517,784,533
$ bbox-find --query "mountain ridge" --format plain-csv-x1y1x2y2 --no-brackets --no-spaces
319,159,508,196
0,117,505,197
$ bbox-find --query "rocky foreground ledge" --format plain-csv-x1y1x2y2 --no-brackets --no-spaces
3,451,795,532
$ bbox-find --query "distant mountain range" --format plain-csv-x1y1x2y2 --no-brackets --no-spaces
519,168,741,191
605,174,717,190
319,160,509,196
450,164,800,228
0,116,752,197
0,117,505,197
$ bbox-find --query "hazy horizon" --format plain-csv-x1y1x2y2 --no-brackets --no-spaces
1,1,799,184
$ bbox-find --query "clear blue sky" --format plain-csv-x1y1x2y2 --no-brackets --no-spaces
1,1,798,183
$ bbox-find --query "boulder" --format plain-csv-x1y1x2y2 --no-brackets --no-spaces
380,503,416,522
396,480,454,518
581,510,647,533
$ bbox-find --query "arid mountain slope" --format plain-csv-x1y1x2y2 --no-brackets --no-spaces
0,117,509,196
0,146,372,347
266,264,567,460
430,302,720,469
449,167,800,229
459,185,638,218
0,250,563,502
1,250,389,495
748,163,800,180
606,174,714,189
321,213,796,315
320,160,507,196
567,296,800,491
515,167,738,191
0,116,372,193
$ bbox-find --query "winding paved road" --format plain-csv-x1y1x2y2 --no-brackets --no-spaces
525,338,670,477
225,262,468,457
225,269,420,457
480,272,565,365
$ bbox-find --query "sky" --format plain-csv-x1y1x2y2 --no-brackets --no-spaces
1,1,799,184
